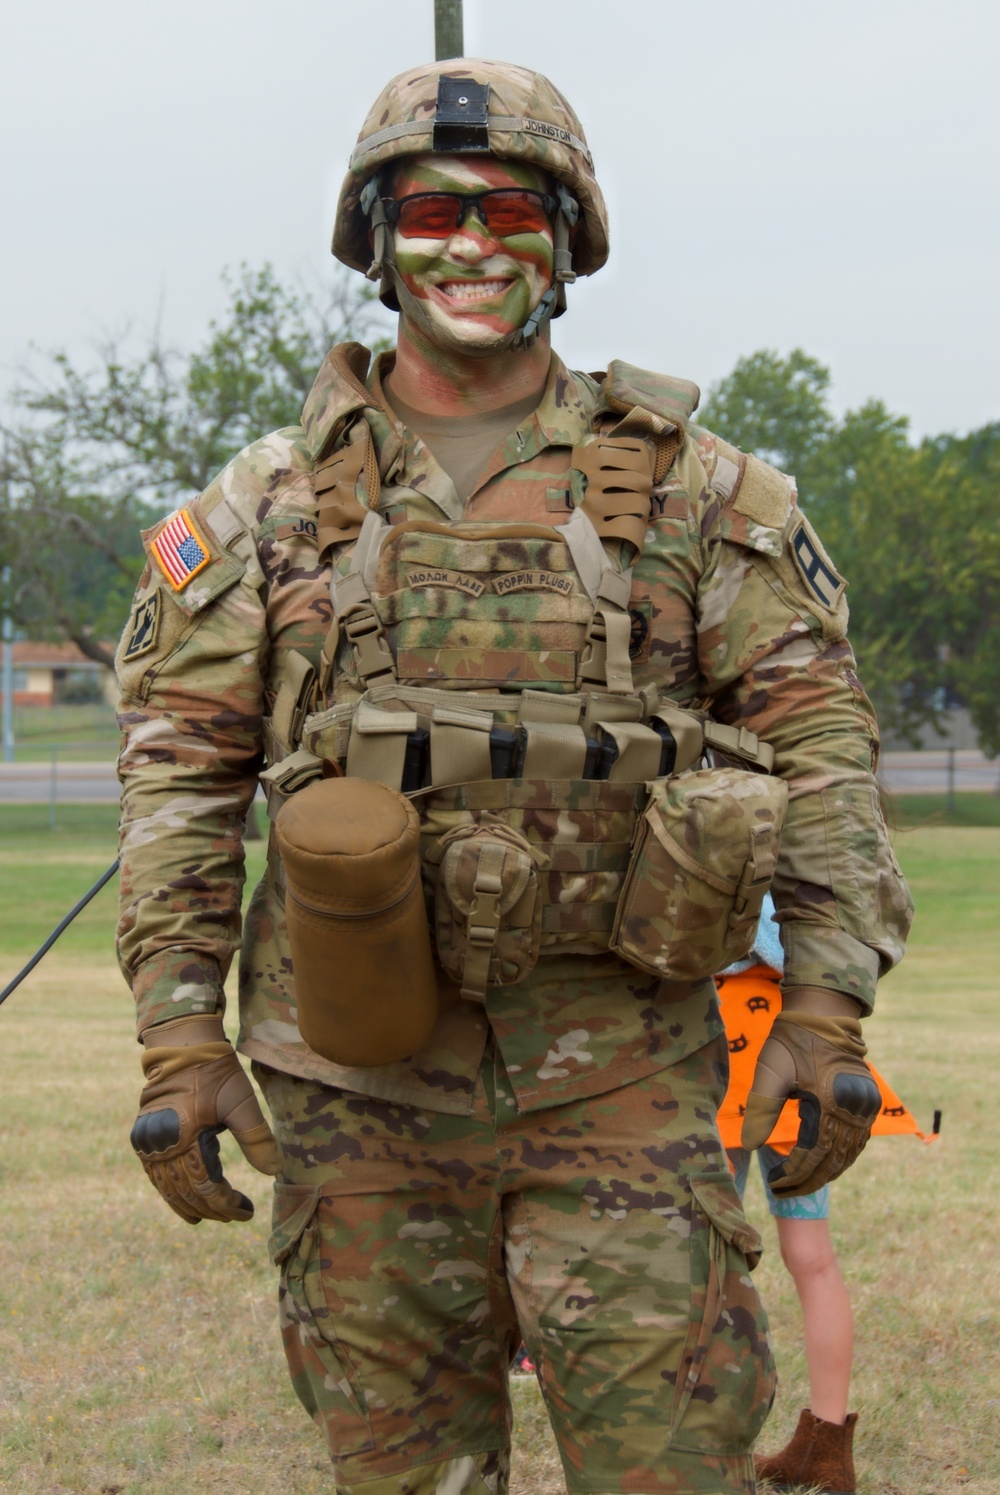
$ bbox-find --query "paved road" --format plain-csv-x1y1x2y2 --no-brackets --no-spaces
0,762,121,804
1,751,996,804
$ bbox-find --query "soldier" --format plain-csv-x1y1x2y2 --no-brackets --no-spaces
116,59,912,1495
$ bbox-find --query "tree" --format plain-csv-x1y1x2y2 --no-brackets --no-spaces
701,350,1000,755
0,265,391,665
698,348,834,490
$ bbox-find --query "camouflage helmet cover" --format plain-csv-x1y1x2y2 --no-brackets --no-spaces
333,59,609,279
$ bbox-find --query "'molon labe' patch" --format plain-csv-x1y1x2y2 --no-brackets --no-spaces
493,570,575,596
407,566,486,599
789,519,846,611
150,508,213,591
122,592,161,661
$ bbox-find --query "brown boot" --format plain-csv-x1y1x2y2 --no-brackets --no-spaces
754,1407,857,1493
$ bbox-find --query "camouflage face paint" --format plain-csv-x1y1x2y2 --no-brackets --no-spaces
390,155,556,360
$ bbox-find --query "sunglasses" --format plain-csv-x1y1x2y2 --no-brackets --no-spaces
383,189,557,241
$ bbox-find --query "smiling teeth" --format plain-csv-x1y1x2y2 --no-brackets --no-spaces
440,280,509,301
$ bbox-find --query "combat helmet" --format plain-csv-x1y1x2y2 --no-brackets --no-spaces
333,59,609,343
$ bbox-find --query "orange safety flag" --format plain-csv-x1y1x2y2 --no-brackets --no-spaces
716,965,937,1153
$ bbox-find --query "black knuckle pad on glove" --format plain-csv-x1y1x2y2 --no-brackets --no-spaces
130,1108,182,1156
833,1070,881,1120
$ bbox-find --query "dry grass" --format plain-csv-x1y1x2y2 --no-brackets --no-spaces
0,828,997,1493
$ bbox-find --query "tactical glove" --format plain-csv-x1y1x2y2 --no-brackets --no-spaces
741,990,881,1197
130,1013,281,1224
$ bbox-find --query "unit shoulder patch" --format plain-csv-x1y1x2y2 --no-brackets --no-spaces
122,592,161,661
788,517,847,612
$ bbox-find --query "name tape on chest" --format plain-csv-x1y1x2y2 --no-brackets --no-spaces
150,508,212,592
274,516,319,542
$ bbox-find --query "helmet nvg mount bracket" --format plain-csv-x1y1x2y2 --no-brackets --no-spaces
332,59,609,347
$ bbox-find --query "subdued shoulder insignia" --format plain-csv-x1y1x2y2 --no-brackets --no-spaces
789,518,846,611
123,592,161,661
150,508,213,592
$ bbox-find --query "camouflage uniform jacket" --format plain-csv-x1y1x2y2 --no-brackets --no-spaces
116,344,912,1117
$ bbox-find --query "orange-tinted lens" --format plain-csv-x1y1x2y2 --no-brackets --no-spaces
395,196,465,238
394,191,552,240
477,191,552,236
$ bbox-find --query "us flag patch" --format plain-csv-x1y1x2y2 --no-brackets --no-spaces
150,508,212,591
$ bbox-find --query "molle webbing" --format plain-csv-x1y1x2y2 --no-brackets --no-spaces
314,426,380,559
329,510,637,699
572,435,655,558
414,775,646,952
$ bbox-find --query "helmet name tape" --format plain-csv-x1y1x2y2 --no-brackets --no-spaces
349,115,593,174
523,118,570,146
433,78,491,153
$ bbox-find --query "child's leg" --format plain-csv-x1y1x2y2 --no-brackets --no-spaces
774,1213,853,1425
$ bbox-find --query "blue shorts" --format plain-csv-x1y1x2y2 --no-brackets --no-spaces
727,1145,830,1221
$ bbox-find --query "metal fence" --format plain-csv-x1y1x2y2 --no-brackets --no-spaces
1,745,996,825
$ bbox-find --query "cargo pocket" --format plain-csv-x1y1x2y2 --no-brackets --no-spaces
669,1172,775,1456
269,1181,375,1455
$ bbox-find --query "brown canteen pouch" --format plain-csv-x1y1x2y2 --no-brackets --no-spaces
611,766,788,982
274,777,439,1067
425,819,545,1001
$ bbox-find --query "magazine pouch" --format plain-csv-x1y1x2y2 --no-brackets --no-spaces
611,767,788,981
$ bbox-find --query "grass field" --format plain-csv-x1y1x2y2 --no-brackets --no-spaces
7,703,119,763
0,813,997,1494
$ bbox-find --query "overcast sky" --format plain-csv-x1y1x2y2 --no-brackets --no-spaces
2,0,997,440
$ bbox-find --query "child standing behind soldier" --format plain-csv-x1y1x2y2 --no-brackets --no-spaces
719,896,857,1495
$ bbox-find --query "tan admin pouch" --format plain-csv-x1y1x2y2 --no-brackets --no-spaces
611,767,788,982
426,821,545,1001
275,778,439,1067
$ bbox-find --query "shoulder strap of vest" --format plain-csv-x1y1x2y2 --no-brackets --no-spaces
300,342,384,559
570,360,702,562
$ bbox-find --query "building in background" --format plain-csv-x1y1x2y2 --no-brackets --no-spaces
9,642,114,707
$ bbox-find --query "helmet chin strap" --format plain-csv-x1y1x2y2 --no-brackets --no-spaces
361,175,578,352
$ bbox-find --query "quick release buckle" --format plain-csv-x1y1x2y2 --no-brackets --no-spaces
433,78,491,153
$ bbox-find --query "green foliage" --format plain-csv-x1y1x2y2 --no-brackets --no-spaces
702,352,1000,755
699,347,834,485
0,265,391,664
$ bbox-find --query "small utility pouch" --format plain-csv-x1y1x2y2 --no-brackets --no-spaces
428,820,545,1001
611,767,788,981
275,777,439,1067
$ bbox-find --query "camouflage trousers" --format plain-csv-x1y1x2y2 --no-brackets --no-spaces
257,1035,775,1495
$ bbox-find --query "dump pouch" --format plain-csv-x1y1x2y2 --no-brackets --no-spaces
427,820,545,1000
611,767,788,981
275,778,439,1066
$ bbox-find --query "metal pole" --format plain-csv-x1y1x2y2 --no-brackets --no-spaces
435,0,464,59
946,745,956,816
50,744,57,830
2,566,14,763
